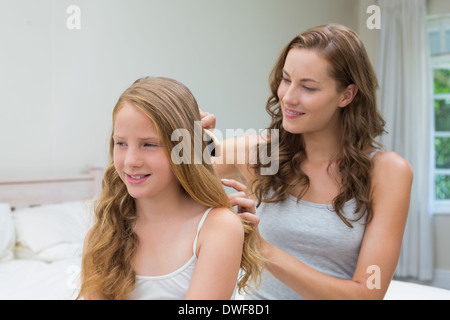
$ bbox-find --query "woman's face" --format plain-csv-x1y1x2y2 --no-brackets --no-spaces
278,48,353,136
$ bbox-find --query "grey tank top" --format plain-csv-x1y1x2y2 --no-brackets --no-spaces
246,151,377,300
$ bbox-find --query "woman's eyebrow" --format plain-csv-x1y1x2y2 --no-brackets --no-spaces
300,78,320,84
282,69,290,78
282,69,320,84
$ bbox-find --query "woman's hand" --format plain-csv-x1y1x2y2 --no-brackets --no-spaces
221,178,270,263
221,178,260,228
200,110,216,130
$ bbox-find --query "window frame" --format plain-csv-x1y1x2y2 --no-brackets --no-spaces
429,15,450,215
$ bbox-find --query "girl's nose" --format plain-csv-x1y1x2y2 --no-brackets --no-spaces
124,148,143,168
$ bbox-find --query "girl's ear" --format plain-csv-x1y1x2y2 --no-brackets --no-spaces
338,84,358,108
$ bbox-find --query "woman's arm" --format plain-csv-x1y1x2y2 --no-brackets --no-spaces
184,208,245,299
200,110,260,186
212,135,263,190
229,151,413,299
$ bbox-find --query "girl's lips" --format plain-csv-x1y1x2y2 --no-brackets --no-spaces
126,174,151,185
284,108,305,119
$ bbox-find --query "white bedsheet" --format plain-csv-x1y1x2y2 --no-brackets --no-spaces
385,279,450,300
0,257,81,300
234,279,450,300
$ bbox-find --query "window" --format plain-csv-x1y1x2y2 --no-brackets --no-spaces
428,15,450,214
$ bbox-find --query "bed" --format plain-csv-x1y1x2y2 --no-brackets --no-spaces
0,168,102,299
0,169,449,300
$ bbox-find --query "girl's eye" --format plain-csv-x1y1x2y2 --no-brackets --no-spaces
144,143,157,147
303,86,317,91
115,142,126,147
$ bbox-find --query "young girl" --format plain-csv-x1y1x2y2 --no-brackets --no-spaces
77,77,263,300
204,24,413,299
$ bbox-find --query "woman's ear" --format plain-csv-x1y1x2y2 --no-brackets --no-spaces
338,84,358,108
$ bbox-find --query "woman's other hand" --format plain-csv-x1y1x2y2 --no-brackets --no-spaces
200,109,216,130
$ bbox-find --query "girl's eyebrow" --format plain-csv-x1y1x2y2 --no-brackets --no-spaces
113,135,160,141
282,69,320,84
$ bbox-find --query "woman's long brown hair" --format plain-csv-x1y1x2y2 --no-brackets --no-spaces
251,24,386,227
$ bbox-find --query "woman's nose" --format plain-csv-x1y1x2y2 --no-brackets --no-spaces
282,85,300,106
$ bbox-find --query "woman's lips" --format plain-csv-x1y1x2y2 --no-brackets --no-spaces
284,108,305,119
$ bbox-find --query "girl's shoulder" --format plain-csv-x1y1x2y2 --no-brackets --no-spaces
194,207,244,258
202,207,243,232
198,207,244,243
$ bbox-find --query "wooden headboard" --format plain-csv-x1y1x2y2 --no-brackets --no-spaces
0,167,103,211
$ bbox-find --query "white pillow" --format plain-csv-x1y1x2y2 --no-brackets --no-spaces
0,203,15,262
13,201,94,259
14,242,83,262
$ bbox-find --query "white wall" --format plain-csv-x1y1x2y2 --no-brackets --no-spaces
0,0,360,179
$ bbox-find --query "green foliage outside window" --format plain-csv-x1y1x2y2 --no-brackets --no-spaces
435,137,450,168
436,175,450,200
434,99,450,131
434,69,450,200
434,69,450,93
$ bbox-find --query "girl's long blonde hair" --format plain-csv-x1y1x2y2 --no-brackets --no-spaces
78,77,263,299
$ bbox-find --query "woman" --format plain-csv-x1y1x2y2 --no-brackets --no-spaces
203,24,413,299
77,77,263,300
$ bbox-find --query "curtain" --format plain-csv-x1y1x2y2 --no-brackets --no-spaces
376,0,434,281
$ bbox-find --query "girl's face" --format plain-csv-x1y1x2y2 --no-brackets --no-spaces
113,102,179,201
278,48,353,136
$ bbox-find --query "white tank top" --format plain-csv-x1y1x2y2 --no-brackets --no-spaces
129,207,213,300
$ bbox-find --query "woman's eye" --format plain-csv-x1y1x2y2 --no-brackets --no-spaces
281,76,291,84
303,86,317,91
115,142,126,147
